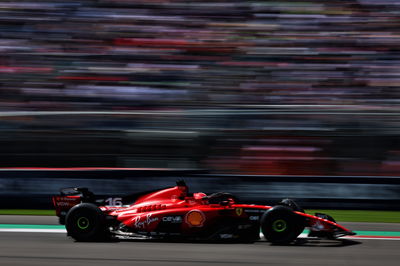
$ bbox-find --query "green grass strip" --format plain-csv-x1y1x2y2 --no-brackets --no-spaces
1,209,400,223
0,210,55,216
355,231,400,236
306,209,400,223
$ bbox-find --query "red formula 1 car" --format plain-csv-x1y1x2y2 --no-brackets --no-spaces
52,180,355,244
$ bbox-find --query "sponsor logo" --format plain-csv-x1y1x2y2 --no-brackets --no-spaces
219,234,234,239
185,210,205,227
133,214,159,229
56,202,74,207
244,209,264,213
311,220,325,231
235,208,243,216
249,216,259,221
54,197,80,207
238,224,252,229
102,207,119,211
162,216,182,223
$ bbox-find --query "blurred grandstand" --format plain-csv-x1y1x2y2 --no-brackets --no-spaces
1,0,400,176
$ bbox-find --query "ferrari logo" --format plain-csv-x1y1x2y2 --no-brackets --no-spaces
235,208,243,216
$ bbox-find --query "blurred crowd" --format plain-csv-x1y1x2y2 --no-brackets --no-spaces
2,0,400,110
2,0,400,176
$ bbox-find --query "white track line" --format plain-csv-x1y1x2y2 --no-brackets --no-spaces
0,229,399,240
0,229,66,233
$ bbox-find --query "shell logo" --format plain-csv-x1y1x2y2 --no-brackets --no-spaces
185,210,205,227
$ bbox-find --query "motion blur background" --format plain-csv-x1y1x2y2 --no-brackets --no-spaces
1,0,400,209
2,0,400,175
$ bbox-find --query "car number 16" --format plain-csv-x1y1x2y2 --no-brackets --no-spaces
105,197,123,206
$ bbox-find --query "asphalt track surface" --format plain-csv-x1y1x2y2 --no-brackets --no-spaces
0,216,399,266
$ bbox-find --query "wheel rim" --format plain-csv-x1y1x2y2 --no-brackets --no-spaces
272,219,287,232
77,217,90,230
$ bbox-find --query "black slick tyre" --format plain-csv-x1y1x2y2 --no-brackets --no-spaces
261,205,305,244
65,203,108,242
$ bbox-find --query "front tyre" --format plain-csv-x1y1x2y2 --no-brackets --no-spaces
65,203,108,242
261,206,305,244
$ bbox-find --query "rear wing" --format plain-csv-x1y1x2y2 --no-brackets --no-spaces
52,187,96,224
52,186,172,224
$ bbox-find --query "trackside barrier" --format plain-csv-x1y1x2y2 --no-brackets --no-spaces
0,169,399,210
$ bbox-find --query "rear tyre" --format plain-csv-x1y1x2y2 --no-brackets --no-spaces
261,206,305,244
65,203,108,242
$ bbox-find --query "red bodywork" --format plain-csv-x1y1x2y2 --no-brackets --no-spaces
53,184,354,240
52,195,81,218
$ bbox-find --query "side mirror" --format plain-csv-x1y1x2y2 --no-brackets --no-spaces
220,200,230,206
176,180,187,187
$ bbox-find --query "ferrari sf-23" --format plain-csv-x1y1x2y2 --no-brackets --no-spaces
52,180,355,244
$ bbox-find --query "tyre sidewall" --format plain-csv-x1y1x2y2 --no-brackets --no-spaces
65,203,106,241
261,206,304,244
